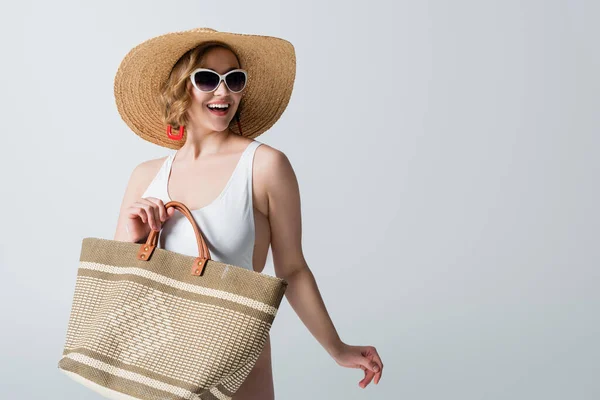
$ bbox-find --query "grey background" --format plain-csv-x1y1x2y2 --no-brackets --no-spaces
1,0,598,399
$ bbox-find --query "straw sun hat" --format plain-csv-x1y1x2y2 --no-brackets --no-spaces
113,27,296,149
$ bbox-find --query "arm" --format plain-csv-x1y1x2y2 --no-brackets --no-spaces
260,149,343,356
113,160,157,242
259,148,384,388
114,164,144,242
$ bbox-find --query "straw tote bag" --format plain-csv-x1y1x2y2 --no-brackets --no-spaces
57,200,288,400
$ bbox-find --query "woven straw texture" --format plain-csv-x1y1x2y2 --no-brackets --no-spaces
114,27,296,150
58,237,288,399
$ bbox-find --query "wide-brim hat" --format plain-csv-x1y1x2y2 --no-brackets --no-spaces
114,27,296,149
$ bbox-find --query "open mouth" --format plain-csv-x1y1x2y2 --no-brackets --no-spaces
206,104,230,116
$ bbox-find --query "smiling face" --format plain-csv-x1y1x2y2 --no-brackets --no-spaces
185,46,244,134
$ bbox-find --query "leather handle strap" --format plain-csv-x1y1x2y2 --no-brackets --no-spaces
136,200,212,276
148,201,210,258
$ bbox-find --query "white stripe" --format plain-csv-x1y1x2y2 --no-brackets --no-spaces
80,261,278,316
64,352,234,399
209,386,233,400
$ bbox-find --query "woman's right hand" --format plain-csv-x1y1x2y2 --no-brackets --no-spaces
124,197,176,243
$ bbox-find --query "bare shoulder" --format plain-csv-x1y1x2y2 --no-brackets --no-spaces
254,142,297,184
254,143,296,180
253,143,299,214
129,156,169,192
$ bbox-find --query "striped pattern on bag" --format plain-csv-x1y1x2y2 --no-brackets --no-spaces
58,237,288,400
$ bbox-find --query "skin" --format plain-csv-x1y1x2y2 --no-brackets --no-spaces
114,47,384,398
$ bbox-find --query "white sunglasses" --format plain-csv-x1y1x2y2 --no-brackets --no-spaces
189,68,248,93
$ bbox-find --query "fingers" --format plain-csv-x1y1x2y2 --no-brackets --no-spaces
129,198,164,231
358,346,383,388
371,351,383,384
146,198,167,224
142,200,160,231
126,204,150,227
127,205,146,223
359,365,375,388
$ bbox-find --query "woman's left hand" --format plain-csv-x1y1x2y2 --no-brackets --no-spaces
331,342,383,388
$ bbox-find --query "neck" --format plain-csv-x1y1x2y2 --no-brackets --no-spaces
177,127,233,160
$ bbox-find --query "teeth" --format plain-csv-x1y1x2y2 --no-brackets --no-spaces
208,104,229,109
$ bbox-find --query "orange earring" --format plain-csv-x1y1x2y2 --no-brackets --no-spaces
167,124,184,140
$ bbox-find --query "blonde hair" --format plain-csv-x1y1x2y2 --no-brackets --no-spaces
158,42,241,130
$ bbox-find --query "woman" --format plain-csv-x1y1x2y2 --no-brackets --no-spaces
113,27,383,399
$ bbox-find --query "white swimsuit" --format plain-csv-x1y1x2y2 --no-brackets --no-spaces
140,140,263,271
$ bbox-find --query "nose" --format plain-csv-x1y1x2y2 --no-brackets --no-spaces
214,79,229,95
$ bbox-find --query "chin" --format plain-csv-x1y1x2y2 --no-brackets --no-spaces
205,122,231,132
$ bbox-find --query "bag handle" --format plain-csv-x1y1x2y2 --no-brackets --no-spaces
136,200,212,276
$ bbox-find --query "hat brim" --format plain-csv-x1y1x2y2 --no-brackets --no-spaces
114,27,296,149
